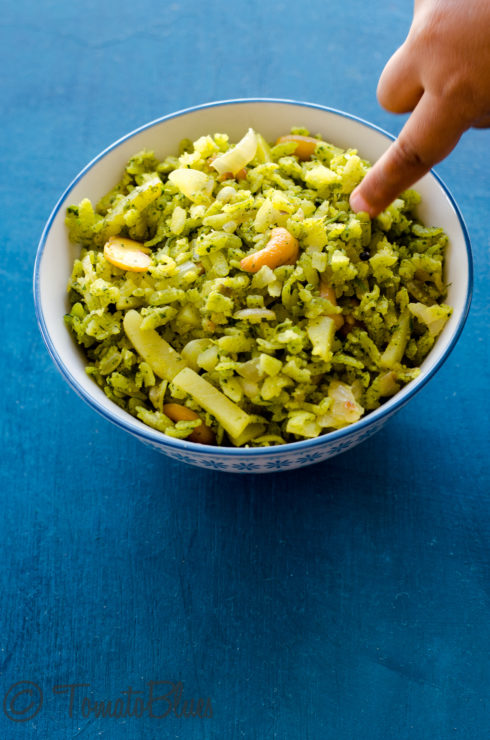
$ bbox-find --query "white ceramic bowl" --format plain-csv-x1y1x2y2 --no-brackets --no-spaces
34,99,472,473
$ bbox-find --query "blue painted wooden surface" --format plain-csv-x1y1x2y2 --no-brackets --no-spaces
1,0,489,737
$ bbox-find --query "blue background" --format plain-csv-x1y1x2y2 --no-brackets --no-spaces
1,1,489,737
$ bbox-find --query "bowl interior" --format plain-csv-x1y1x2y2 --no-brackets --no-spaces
35,100,471,454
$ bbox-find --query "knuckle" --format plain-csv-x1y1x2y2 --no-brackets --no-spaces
392,135,425,171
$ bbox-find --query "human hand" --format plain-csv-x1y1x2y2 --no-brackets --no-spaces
350,0,490,217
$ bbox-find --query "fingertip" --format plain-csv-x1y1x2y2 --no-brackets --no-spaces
349,188,368,213
349,187,378,218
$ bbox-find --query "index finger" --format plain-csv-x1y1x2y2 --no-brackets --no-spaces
350,91,467,217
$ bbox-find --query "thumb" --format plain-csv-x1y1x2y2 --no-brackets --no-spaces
350,92,466,217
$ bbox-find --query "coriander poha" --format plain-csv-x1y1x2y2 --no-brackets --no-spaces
64,127,452,446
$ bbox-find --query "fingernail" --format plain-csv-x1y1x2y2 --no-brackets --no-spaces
349,189,370,214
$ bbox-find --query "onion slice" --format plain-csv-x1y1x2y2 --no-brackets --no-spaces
168,169,214,201
233,308,276,322
210,128,258,177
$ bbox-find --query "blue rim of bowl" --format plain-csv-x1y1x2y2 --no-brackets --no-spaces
33,97,473,460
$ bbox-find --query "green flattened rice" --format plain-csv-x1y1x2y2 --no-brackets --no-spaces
64,127,452,446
